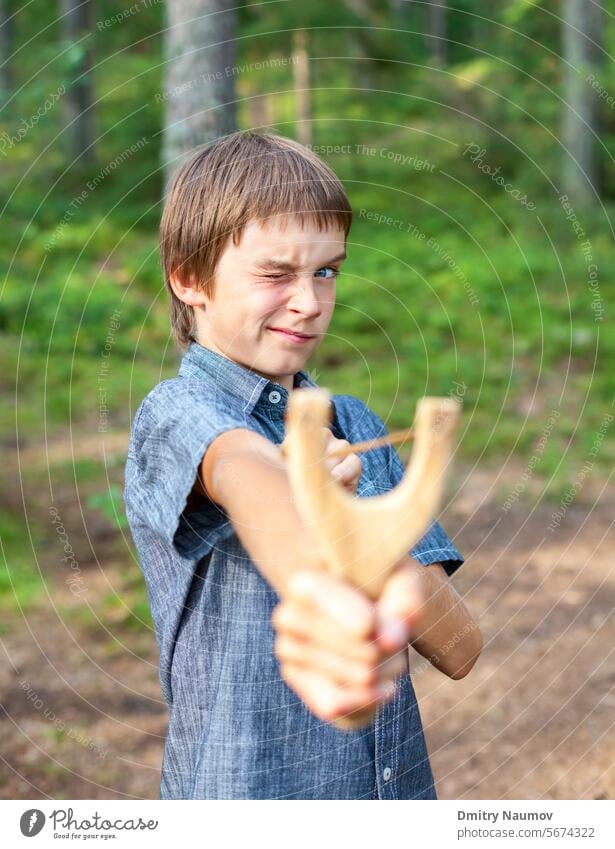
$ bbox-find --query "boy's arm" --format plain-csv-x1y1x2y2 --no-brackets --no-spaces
398,558,483,679
198,428,328,596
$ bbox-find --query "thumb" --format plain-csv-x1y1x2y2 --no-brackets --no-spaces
376,563,424,652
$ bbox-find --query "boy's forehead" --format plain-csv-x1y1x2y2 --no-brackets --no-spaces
239,217,346,256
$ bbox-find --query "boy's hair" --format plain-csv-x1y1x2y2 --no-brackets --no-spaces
160,130,353,349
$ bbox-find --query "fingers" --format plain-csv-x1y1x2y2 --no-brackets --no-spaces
273,570,411,723
283,570,377,640
376,562,424,653
282,429,362,491
272,599,380,664
276,630,408,686
324,431,362,491
275,632,385,688
328,453,362,488
280,662,397,723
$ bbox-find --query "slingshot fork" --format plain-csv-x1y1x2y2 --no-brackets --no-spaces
283,388,461,730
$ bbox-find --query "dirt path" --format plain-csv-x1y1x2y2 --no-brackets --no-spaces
417,469,614,800
0,462,613,799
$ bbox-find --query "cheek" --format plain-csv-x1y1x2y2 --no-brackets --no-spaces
322,291,336,317
218,289,276,321
250,288,286,316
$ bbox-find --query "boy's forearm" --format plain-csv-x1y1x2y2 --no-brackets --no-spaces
406,559,483,679
212,441,325,597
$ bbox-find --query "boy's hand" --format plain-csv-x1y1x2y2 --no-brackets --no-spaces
323,430,362,494
281,425,362,495
272,564,422,723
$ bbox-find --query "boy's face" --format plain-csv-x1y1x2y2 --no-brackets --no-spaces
182,217,346,391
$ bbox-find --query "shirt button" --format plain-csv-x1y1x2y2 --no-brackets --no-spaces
268,390,281,404
383,767,392,781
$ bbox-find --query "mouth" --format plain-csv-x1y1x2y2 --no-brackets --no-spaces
268,327,316,344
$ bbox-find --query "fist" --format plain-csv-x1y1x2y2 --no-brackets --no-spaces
323,430,362,495
281,428,362,494
272,565,422,724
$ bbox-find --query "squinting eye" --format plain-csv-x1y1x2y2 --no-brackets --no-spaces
314,266,339,279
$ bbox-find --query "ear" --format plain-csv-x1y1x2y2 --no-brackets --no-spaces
168,271,210,308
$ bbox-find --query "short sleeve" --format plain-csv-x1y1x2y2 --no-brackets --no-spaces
362,402,464,577
124,381,255,561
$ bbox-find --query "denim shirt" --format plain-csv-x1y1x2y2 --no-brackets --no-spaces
123,340,464,800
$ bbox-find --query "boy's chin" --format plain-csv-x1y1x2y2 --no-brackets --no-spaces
261,351,309,371
261,336,313,355
253,349,310,379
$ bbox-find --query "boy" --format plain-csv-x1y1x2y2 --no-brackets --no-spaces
124,130,482,800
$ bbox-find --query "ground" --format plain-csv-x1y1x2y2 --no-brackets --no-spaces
1,451,613,800
416,467,614,801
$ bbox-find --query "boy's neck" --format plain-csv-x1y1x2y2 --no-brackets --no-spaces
192,336,297,392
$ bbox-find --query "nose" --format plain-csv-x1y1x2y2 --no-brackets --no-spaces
287,274,322,318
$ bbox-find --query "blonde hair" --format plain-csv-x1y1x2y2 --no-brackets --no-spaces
159,130,353,349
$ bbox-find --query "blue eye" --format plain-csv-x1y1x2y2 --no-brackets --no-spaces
314,266,339,279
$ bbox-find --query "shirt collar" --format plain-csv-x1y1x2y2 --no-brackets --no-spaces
178,339,319,416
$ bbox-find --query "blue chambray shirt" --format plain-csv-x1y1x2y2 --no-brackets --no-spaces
123,340,464,800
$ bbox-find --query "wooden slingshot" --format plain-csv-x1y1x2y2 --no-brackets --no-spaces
283,388,461,730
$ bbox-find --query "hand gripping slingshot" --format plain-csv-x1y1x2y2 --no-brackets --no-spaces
282,388,461,730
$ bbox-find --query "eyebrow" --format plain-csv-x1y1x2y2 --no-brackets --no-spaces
253,252,347,271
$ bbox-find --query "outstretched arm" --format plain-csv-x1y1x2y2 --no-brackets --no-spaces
196,427,361,597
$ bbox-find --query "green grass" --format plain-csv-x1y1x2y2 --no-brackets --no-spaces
2,57,613,618
0,517,48,613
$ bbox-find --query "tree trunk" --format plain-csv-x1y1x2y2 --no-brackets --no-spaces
426,0,447,67
293,29,311,146
390,0,405,22
162,0,238,191
561,0,603,204
0,0,14,101
60,0,96,165
342,0,381,89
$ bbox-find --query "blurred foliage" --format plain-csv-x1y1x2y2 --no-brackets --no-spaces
0,517,47,613
0,0,613,612
86,485,128,530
